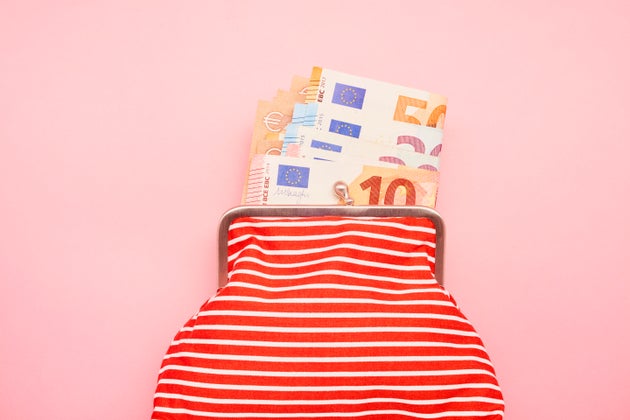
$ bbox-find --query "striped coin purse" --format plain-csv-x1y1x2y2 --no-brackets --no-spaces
152,206,504,419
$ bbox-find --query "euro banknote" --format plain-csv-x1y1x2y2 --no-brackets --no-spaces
243,76,309,203
248,75,309,157
283,110,443,156
280,68,445,157
282,125,440,170
306,66,447,129
242,68,446,207
243,154,439,207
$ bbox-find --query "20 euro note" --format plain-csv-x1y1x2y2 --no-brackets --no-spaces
281,113,444,159
282,124,441,170
243,154,439,207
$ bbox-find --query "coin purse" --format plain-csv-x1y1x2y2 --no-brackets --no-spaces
152,205,504,419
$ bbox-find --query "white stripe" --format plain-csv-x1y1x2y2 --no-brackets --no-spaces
195,308,466,322
229,218,436,234
169,338,483,351
162,352,494,367
155,391,503,407
234,255,432,272
154,406,504,419
158,377,502,393
211,295,456,308
223,282,447,297
228,243,435,263
158,365,497,379
228,231,435,247
183,325,478,337
228,268,436,284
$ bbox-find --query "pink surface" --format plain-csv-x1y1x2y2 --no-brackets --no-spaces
1,1,629,418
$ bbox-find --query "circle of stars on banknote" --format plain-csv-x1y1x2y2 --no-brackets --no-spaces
334,122,355,137
283,167,304,186
339,87,360,106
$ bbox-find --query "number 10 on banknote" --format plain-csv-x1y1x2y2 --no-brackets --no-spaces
244,154,439,207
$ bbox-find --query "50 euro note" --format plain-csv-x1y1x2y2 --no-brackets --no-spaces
243,154,439,207
280,66,446,156
306,66,448,129
282,124,441,170
281,92,445,158
243,75,309,203
248,75,309,156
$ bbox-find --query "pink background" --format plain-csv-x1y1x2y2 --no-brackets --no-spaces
1,1,629,418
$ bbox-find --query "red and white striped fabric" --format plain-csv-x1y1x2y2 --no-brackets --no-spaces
153,216,504,419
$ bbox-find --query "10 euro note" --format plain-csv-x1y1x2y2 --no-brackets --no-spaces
243,154,439,207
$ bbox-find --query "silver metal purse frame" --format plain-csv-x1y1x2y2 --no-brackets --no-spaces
217,205,445,288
